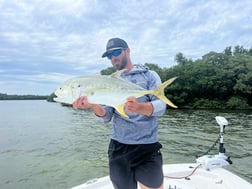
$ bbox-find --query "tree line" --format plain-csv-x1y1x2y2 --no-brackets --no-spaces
101,45,252,109
0,93,48,100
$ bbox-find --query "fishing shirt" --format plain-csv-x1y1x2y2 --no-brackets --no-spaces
100,64,166,144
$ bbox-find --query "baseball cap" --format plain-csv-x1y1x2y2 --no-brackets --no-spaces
102,38,128,58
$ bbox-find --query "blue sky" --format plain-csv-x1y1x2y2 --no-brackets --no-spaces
1,0,252,95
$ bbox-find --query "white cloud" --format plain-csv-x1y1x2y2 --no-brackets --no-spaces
0,0,252,94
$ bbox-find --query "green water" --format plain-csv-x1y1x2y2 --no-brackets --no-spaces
0,100,251,189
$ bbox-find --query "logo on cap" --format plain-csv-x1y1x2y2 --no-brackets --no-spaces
107,40,115,49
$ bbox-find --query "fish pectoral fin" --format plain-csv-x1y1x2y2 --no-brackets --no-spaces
115,104,129,118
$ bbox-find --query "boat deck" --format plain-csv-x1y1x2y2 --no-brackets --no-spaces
71,163,252,189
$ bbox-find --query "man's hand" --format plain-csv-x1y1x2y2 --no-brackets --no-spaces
73,96,92,109
125,96,140,113
125,96,153,116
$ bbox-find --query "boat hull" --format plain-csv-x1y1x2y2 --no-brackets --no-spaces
71,163,252,189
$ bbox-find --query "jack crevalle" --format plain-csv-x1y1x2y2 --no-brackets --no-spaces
54,70,177,117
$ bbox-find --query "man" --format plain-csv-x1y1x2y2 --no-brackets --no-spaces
73,38,166,189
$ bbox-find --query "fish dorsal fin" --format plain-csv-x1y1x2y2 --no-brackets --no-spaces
110,69,127,78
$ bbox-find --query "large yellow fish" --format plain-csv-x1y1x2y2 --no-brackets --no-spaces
54,70,177,117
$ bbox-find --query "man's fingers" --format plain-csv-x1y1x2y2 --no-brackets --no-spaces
73,96,88,108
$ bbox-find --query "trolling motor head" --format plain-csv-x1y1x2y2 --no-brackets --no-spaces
216,116,228,133
196,116,232,170
216,116,229,154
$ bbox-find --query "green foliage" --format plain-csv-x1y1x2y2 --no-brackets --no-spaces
100,67,116,75
0,93,48,100
175,52,193,66
226,97,249,109
167,46,252,109
188,98,224,109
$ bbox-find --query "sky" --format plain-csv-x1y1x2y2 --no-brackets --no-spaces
0,0,252,95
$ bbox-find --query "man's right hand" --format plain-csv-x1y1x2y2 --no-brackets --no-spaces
73,96,92,109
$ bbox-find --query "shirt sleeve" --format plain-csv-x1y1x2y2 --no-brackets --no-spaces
151,100,166,116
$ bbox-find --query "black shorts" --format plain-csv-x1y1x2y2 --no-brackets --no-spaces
108,139,163,189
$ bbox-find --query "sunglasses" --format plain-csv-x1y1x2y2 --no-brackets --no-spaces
107,49,124,59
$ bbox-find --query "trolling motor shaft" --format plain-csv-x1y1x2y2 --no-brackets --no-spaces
196,116,232,170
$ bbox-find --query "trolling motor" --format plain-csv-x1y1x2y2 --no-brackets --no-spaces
196,116,232,170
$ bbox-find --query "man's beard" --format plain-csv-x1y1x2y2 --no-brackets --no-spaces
115,55,127,70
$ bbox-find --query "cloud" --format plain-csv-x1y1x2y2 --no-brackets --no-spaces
0,0,252,94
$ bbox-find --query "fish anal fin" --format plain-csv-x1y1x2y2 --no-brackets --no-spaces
115,104,129,118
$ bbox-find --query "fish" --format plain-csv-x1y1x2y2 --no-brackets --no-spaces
54,70,178,117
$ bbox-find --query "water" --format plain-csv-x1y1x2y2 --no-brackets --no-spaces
0,100,251,189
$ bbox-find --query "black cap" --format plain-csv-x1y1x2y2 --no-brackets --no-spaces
102,38,128,58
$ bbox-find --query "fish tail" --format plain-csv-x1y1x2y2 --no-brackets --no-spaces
152,77,178,108
116,77,178,117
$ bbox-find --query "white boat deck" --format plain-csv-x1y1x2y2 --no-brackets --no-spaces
71,163,252,189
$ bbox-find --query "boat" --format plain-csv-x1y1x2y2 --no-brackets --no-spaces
70,116,252,189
